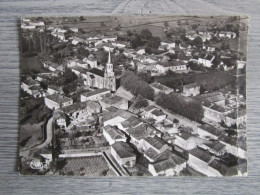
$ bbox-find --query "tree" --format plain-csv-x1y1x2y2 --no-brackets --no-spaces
192,36,203,48
140,29,153,40
76,46,89,59
147,36,161,49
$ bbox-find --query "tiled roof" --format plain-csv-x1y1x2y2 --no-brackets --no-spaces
183,83,200,90
204,141,226,152
100,94,125,105
103,108,133,122
151,109,166,117
121,116,143,129
198,124,224,137
189,147,212,163
143,136,167,151
45,94,72,104
81,88,110,98
103,125,125,140
126,124,160,141
22,78,39,86
88,68,105,77
111,142,136,159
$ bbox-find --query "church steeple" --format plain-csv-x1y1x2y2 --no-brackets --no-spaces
106,48,114,74
108,48,112,64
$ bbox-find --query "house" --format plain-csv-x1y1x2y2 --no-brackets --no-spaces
182,83,200,97
218,134,247,159
137,49,145,55
126,124,162,150
236,60,246,69
60,101,101,120
43,61,65,72
199,141,226,156
225,108,246,127
150,83,174,95
44,94,73,110
118,116,144,132
160,41,176,50
103,125,127,145
102,107,134,127
70,27,78,32
47,85,62,95
174,131,197,150
148,150,186,176
99,93,129,110
193,92,226,106
198,54,215,68
156,60,187,74
111,142,136,167
102,36,117,43
83,54,98,68
81,88,110,102
197,124,224,140
112,41,128,48
140,105,167,122
27,85,45,98
202,102,231,123
21,78,40,94
218,31,236,39
154,118,179,135
53,111,67,128
142,136,170,162
188,147,220,176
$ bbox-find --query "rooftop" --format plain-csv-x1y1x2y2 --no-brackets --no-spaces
121,116,143,129
203,141,226,152
111,142,136,159
158,60,186,67
103,125,125,140
45,94,72,104
82,88,110,98
198,124,224,137
143,136,167,151
150,83,173,92
22,78,39,86
151,109,166,117
88,68,105,77
60,101,101,115
189,147,213,163
183,83,200,90
126,124,160,141
100,94,125,105
103,108,133,122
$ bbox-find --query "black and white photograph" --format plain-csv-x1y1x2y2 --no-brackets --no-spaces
19,15,248,177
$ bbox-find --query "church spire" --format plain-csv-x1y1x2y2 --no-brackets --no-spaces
108,47,112,64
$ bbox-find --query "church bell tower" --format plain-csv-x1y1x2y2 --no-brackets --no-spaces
104,48,116,91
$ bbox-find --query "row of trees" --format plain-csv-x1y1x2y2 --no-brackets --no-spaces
156,93,204,122
121,71,155,100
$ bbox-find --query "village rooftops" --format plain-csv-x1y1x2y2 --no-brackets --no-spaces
158,60,186,67
193,92,226,103
203,103,227,113
226,108,246,119
183,83,200,90
22,78,39,86
103,108,133,123
81,88,110,98
88,68,105,77
45,94,72,104
150,150,186,173
103,126,125,140
60,101,100,115
100,94,125,105
151,109,166,117
144,136,167,151
150,83,173,93
203,141,226,152
176,131,194,140
189,147,213,163
126,124,160,141
198,124,224,138
218,134,247,151
111,142,136,159
48,85,61,91
121,116,143,129
71,66,86,74
144,105,157,112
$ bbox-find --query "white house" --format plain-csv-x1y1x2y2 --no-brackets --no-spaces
103,125,127,145
148,150,186,176
81,88,111,102
198,54,215,68
111,142,136,167
182,83,200,97
44,94,73,110
150,82,174,95
156,60,187,74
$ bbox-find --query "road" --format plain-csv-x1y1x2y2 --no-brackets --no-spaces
20,116,54,156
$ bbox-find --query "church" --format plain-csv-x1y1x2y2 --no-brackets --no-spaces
84,49,116,91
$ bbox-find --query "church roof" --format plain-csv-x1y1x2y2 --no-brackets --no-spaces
88,68,104,77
